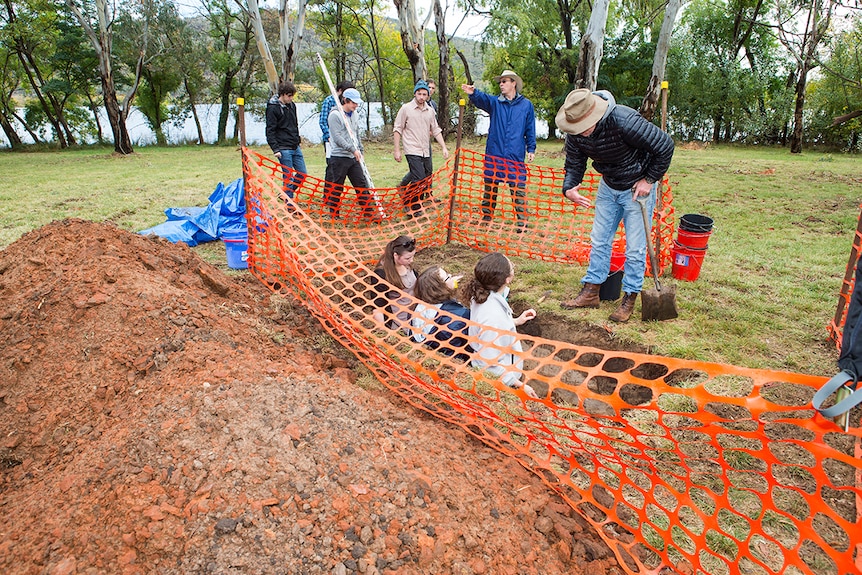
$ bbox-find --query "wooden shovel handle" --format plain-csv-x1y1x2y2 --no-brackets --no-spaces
637,196,662,292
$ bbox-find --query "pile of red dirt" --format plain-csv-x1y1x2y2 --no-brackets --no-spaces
0,219,623,575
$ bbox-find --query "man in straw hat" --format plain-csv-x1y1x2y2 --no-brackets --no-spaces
393,80,450,217
461,70,536,230
557,89,674,323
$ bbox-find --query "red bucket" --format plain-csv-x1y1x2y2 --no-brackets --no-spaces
671,243,707,282
677,228,711,250
610,251,626,272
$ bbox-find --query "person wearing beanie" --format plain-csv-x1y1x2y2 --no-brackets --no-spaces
393,80,450,217
461,70,536,230
555,88,674,323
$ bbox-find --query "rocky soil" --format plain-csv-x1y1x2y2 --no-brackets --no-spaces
0,219,623,575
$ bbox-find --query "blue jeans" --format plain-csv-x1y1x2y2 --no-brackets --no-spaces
278,147,307,199
582,179,656,294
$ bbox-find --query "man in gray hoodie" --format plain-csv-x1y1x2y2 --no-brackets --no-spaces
323,88,374,220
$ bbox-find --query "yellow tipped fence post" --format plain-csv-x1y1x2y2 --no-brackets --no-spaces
660,81,668,132
237,97,246,148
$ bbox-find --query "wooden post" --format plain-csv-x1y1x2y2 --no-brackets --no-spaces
660,81,668,132
237,97,247,148
656,81,669,269
446,99,466,244
831,208,862,344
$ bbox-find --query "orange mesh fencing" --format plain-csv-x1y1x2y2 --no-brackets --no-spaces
242,147,861,575
827,205,862,348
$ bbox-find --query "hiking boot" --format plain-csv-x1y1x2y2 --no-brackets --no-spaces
561,283,601,309
609,292,638,323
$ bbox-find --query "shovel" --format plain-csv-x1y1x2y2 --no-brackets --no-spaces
636,195,678,321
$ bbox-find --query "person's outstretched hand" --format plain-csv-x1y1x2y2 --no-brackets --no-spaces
565,187,591,208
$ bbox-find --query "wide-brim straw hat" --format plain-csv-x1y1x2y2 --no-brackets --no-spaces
493,70,524,93
555,89,609,135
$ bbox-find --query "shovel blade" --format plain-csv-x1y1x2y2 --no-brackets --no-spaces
641,284,679,321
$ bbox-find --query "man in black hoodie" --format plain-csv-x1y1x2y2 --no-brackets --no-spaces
556,89,674,323
266,81,306,201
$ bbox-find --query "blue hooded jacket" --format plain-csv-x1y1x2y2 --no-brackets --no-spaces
469,89,536,184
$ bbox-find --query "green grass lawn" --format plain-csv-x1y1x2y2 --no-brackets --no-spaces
1,139,859,376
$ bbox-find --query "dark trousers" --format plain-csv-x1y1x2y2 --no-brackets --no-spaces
482,181,527,223
399,155,433,212
324,156,373,219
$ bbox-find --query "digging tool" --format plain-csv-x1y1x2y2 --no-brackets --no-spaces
316,53,386,219
637,195,678,321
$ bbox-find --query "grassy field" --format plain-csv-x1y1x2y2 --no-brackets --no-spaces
1,139,859,377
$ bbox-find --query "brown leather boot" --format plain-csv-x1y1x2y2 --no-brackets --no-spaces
609,292,638,323
561,283,601,309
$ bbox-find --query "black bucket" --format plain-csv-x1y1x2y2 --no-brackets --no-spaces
679,214,714,233
600,270,623,301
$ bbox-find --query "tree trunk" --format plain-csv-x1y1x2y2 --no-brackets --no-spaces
393,0,427,83
712,113,722,143
790,64,809,153
216,20,251,143
85,92,105,143
66,0,134,154
433,0,451,136
0,109,23,148
11,108,42,142
248,0,279,93
281,0,307,82
366,7,389,125
777,0,834,154
185,79,204,145
574,0,609,90
455,48,475,137
640,0,681,121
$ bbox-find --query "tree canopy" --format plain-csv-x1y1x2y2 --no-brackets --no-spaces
0,0,858,151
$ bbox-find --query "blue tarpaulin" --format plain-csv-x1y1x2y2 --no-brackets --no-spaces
139,177,247,246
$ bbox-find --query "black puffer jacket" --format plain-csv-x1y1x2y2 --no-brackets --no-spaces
561,91,674,192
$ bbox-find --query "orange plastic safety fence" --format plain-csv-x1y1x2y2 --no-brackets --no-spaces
242,147,862,575
827,205,862,348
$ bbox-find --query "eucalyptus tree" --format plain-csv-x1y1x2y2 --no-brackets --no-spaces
576,0,609,90
480,0,592,130
201,0,255,143
278,0,306,82
163,8,209,144
666,0,784,142
775,0,838,152
114,0,181,146
639,0,682,121
52,14,103,142
2,0,78,146
393,0,429,83
337,0,400,125
432,0,454,134
308,0,349,84
806,16,862,149
0,47,27,146
66,0,146,154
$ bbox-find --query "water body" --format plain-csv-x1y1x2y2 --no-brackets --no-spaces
0,102,549,148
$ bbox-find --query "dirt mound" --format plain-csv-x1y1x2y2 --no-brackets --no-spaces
0,220,621,575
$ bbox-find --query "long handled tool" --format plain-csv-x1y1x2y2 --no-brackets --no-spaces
637,195,678,321
315,53,385,219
